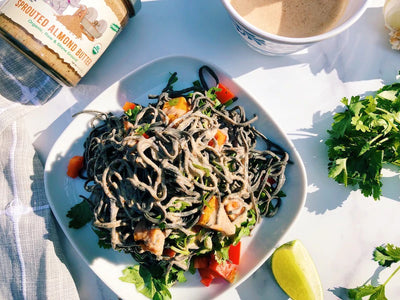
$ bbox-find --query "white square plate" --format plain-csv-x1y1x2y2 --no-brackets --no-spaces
44,55,307,300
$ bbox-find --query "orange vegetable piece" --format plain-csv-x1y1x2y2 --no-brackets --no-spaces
215,83,235,104
123,120,134,132
67,156,84,178
123,101,136,112
197,196,218,226
208,129,227,147
162,97,189,122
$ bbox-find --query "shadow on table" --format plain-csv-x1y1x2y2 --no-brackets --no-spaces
287,107,352,214
67,4,392,110
329,265,387,299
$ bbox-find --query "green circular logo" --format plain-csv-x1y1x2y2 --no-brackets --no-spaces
92,44,101,55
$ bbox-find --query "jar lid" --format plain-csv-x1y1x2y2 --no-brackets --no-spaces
123,0,142,18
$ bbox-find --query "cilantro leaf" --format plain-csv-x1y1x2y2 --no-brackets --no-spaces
93,228,111,249
346,244,400,300
232,209,257,245
374,244,400,267
326,77,400,200
136,123,151,135
125,105,142,123
66,199,93,229
120,265,172,300
348,284,386,300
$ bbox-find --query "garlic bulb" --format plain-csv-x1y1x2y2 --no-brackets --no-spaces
384,0,400,50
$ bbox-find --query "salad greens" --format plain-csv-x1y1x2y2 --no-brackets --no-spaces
119,265,186,300
326,75,400,200
348,244,400,300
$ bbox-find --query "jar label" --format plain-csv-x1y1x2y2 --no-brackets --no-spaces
1,0,121,77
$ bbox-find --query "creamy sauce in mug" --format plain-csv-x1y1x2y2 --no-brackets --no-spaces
230,0,349,38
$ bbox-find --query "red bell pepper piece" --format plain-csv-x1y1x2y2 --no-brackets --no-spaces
215,83,235,104
228,241,241,265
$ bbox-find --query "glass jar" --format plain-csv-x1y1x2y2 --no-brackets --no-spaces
0,0,141,86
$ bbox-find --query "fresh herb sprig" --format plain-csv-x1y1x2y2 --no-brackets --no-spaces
348,244,400,300
66,198,92,229
326,76,400,200
120,264,186,300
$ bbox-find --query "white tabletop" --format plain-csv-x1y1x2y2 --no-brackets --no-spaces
24,0,400,299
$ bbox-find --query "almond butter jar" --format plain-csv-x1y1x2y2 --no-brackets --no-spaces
0,0,141,86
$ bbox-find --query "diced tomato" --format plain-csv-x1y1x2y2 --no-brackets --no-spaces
267,177,276,185
196,252,238,287
163,248,176,258
123,101,136,112
228,242,241,265
198,267,215,287
208,129,227,148
200,276,213,287
208,255,237,283
193,256,209,269
215,83,235,104
67,156,84,178
142,133,150,139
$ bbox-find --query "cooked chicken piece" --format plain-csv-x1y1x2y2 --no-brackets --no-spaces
133,221,165,256
197,196,236,236
224,198,246,221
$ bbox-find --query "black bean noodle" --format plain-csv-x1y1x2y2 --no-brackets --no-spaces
76,67,289,277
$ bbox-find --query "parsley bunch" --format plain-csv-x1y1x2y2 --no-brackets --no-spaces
348,244,400,299
326,79,400,200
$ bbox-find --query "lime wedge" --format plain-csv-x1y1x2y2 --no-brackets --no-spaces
271,240,323,300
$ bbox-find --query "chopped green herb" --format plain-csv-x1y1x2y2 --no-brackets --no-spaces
232,209,256,245
125,105,142,122
66,199,92,229
136,123,151,135
326,77,400,200
120,265,172,300
168,98,180,106
93,228,112,249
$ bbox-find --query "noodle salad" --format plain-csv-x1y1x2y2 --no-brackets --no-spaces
66,66,289,299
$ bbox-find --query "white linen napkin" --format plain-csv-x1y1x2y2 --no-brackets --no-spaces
0,38,79,299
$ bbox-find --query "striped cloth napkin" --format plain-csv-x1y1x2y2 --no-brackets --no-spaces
0,38,79,299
